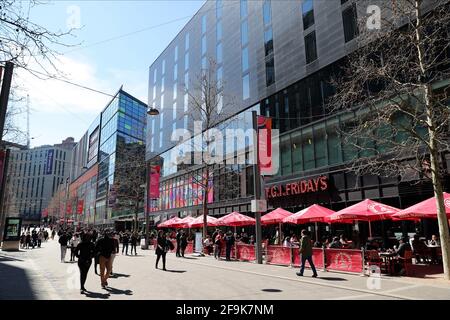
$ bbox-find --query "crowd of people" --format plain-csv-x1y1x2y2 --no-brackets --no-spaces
19,226,54,249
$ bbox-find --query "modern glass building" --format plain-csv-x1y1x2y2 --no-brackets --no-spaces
45,88,147,229
146,1,450,237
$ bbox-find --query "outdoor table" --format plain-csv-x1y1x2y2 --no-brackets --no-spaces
426,244,441,264
379,251,397,275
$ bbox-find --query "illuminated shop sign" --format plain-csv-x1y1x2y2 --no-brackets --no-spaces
265,176,328,199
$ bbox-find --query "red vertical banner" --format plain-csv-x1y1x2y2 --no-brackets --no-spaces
41,208,48,218
66,203,72,214
149,165,160,199
257,116,272,175
77,200,84,214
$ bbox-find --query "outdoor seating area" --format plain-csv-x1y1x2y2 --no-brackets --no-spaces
153,193,450,278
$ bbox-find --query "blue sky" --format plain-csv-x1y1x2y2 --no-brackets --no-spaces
14,0,204,147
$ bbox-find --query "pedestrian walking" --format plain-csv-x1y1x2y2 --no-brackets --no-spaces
95,229,115,289
44,230,49,242
296,229,318,278
75,233,95,294
37,230,43,248
20,233,25,249
25,232,31,249
180,231,188,258
59,232,69,263
122,231,129,255
225,231,235,261
214,231,223,259
69,234,80,261
31,230,38,249
130,232,138,255
176,230,182,257
51,229,56,240
110,232,120,277
155,231,173,270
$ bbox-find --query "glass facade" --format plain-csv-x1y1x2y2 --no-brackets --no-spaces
263,0,275,87
97,91,147,218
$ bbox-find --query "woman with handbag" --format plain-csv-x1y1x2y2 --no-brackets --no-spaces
155,230,170,271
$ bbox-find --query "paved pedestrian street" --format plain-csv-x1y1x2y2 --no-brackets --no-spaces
1,239,450,300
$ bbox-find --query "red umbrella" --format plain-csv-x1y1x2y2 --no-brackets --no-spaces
170,216,195,229
283,204,339,241
217,212,255,227
392,192,450,220
327,199,399,222
157,216,181,228
189,215,219,228
283,204,335,224
326,199,400,237
261,208,293,225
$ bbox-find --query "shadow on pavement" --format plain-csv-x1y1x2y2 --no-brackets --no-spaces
0,259,36,299
165,269,187,273
261,289,283,293
110,273,130,278
181,257,198,260
105,287,133,295
83,291,110,299
0,254,23,262
317,277,348,281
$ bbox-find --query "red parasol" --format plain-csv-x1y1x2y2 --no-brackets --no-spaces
392,192,450,220
326,199,399,222
170,216,196,229
283,204,336,224
157,216,182,228
188,215,219,228
217,212,255,227
261,208,293,225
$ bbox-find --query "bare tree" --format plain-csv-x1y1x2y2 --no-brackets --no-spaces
183,58,237,240
0,0,77,74
113,140,146,232
331,0,450,279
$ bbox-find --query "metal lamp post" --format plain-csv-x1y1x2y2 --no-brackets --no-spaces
144,106,159,249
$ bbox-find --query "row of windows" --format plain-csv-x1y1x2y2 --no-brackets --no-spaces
241,0,250,101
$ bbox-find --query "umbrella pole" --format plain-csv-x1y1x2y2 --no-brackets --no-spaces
234,226,237,260
315,222,318,242
279,222,282,245
369,221,372,238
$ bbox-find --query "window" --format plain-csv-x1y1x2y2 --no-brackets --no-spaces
265,57,275,86
241,21,249,46
302,0,314,30
184,94,188,112
217,22,222,41
202,15,207,34
159,131,163,148
242,47,249,72
173,65,178,81
184,72,189,90
184,52,189,71
216,42,223,64
216,0,223,19
263,0,272,26
173,83,177,100
217,66,223,85
162,59,166,75
342,4,359,42
201,35,207,55
242,74,250,100
264,28,273,56
305,31,318,63
240,0,248,18
202,56,207,70
161,76,165,92
173,102,177,120
175,45,178,62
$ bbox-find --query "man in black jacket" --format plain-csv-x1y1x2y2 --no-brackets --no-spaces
95,229,115,289
59,232,69,263
176,230,182,257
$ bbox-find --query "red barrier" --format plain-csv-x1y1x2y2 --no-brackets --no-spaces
236,244,256,261
185,241,194,254
265,245,291,266
219,245,236,259
292,248,324,269
325,249,363,273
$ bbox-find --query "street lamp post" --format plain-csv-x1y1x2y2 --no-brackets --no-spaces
144,105,160,249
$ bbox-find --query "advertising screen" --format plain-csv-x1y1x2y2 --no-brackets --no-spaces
3,217,22,241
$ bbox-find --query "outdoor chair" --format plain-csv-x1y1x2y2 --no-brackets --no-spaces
398,250,414,276
365,250,384,274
